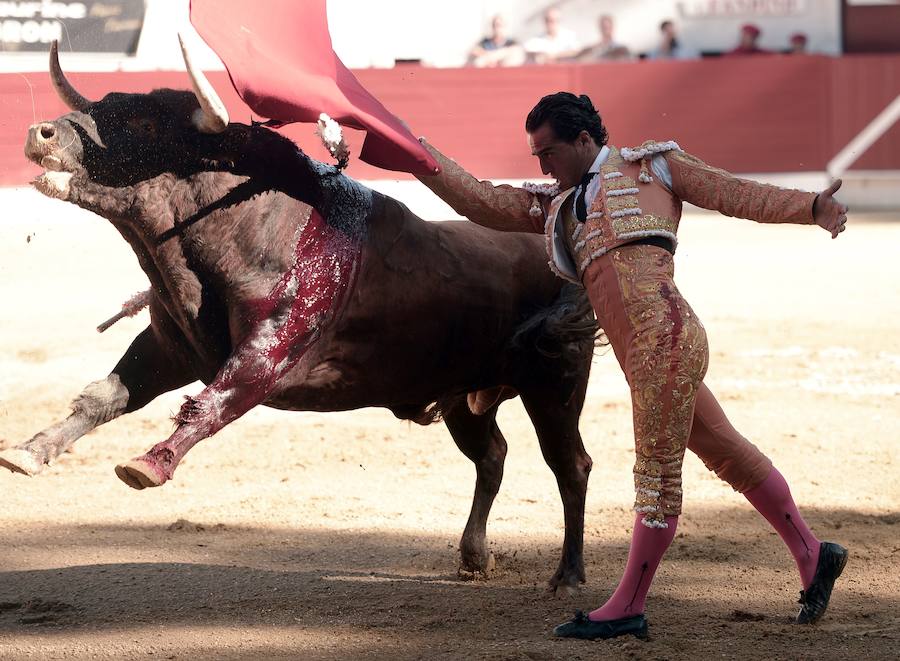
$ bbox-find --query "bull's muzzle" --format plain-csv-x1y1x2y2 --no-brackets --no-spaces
25,120,77,171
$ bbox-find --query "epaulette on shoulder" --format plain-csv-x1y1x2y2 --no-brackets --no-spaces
522,181,560,197
522,181,559,217
620,140,681,162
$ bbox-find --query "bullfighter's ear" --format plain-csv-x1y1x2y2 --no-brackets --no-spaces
178,32,229,134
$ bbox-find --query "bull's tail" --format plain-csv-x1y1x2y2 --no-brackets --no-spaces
509,283,604,366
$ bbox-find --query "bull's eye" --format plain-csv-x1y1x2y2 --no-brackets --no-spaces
128,118,156,136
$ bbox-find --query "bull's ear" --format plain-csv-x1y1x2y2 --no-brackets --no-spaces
178,33,229,134
49,40,92,111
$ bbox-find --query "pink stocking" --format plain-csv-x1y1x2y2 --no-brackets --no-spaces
589,514,678,621
744,467,821,588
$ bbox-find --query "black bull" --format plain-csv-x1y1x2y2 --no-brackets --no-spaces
1,44,599,592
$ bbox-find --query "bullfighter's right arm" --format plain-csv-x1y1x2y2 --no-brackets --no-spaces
416,139,545,234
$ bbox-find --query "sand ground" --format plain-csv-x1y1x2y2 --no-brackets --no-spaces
0,186,898,660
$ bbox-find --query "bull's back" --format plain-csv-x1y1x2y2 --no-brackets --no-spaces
354,193,560,347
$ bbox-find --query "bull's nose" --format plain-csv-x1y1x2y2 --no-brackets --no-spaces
25,122,61,163
32,122,57,143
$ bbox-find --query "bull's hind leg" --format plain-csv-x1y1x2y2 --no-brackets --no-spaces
519,389,593,595
443,398,508,577
0,327,195,476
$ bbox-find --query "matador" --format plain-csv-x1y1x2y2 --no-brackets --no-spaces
415,92,849,640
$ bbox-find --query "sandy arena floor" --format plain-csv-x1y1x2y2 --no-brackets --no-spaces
0,185,898,660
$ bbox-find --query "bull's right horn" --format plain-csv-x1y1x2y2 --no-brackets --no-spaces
178,33,229,134
49,40,92,111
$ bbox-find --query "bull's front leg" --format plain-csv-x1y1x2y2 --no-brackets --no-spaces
116,323,296,489
114,307,317,489
115,209,359,490
0,326,194,476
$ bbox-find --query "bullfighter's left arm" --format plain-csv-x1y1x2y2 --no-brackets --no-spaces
664,150,817,225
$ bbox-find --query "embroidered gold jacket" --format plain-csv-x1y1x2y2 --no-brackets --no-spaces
417,139,817,283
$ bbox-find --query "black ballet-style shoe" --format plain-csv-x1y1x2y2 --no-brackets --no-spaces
796,541,849,624
552,610,649,641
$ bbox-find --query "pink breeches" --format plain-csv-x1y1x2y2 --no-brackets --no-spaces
583,244,771,526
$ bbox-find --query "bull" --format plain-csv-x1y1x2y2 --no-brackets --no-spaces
1,41,598,592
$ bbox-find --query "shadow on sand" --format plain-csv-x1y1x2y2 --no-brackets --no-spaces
1,505,898,660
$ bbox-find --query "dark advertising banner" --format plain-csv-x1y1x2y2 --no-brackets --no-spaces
0,0,145,53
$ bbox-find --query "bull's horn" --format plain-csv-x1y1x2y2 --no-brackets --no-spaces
178,33,229,134
49,40,92,111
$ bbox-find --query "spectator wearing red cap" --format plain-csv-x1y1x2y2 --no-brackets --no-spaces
726,23,771,55
789,32,809,54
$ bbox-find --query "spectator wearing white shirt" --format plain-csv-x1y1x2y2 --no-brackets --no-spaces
577,14,631,62
523,8,580,64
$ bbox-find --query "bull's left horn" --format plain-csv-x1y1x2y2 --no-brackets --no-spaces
49,40,92,111
178,33,229,134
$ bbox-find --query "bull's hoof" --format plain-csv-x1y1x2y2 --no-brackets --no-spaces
458,550,496,580
548,565,585,598
0,448,44,476
115,458,167,490
551,582,581,598
458,566,489,581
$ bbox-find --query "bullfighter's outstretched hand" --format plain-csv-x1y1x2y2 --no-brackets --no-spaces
814,179,849,239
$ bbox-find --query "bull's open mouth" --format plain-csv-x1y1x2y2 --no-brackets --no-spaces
33,158,76,199
28,148,85,199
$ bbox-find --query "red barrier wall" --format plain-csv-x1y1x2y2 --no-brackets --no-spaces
2,54,898,186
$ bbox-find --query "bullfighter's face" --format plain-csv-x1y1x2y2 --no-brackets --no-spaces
528,123,598,191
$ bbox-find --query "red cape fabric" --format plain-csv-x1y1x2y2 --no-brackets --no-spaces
190,0,439,176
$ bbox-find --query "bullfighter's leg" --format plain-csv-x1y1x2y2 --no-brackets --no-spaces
687,383,843,604
443,397,508,577
519,391,592,595
0,326,195,476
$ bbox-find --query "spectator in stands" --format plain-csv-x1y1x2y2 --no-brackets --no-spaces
788,32,808,54
647,19,696,60
523,7,581,64
577,14,631,61
468,14,525,67
725,23,771,55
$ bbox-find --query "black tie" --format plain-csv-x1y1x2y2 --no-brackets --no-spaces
575,170,597,223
